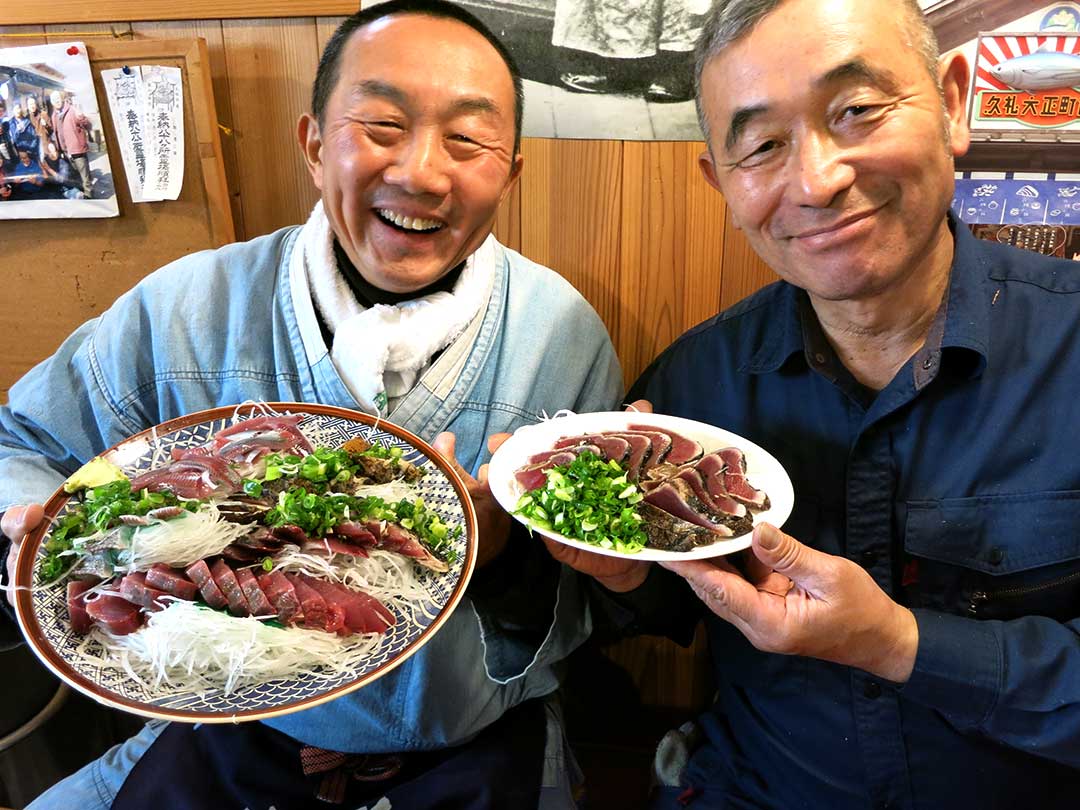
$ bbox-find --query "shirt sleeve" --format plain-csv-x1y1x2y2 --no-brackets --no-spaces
900,609,1080,768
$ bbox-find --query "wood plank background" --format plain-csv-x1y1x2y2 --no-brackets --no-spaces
0,17,777,713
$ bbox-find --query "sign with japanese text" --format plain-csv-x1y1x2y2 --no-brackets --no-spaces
969,32,1080,137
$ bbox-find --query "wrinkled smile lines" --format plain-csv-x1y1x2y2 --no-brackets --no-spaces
375,208,444,233
788,207,879,242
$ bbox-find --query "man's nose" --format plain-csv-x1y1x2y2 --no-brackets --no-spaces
788,131,855,208
383,131,452,197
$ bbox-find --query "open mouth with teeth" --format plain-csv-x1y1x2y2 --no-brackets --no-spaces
376,208,445,234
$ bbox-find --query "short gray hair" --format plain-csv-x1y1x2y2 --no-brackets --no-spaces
693,0,941,141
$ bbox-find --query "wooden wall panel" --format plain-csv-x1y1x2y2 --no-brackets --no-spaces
618,142,727,384
719,208,780,309
519,139,625,386
220,18,321,237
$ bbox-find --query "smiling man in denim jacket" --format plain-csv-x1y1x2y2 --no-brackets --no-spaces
0,2,621,808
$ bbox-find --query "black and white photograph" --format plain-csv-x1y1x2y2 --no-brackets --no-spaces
0,41,118,219
363,0,707,139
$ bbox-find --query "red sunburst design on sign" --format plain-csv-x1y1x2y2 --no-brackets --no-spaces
974,34,1080,91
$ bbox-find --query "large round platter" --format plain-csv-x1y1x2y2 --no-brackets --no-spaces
14,403,476,723
488,411,793,561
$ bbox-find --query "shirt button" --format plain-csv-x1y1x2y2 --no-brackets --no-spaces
864,681,882,699
988,547,1005,565
860,550,879,568
922,356,934,370
813,352,826,364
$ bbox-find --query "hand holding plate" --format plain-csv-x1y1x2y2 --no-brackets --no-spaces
663,523,919,683
432,431,511,569
2,503,44,607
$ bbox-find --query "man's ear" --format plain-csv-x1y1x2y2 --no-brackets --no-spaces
939,50,971,159
698,148,722,193
499,153,525,204
297,112,324,190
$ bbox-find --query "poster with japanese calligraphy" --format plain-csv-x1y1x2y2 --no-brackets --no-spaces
102,65,183,202
0,41,118,219
969,32,1080,138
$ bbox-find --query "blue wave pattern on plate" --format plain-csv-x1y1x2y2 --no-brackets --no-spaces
31,409,469,717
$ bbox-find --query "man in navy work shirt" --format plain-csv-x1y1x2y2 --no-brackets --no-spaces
548,0,1080,806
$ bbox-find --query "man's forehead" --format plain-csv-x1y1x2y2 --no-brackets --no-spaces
339,15,513,104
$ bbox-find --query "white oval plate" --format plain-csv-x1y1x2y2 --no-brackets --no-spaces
487,411,794,561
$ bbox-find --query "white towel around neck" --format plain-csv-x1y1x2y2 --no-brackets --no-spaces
293,201,496,415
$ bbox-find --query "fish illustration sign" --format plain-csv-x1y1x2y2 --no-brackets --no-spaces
971,32,1080,136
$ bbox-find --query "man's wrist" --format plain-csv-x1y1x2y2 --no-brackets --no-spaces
863,605,919,683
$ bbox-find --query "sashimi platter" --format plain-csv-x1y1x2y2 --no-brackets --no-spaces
488,411,794,561
13,403,476,722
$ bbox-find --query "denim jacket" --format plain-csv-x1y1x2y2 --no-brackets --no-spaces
0,225,622,751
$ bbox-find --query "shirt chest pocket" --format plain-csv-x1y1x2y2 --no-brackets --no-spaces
904,491,1080,622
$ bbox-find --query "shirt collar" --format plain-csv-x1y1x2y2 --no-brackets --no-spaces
744,212,989,381
744,281,806,374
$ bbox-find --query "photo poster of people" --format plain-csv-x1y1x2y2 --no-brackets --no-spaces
360,0,707,140
0,42,119,219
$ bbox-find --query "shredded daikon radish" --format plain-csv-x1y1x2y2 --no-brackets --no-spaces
352,481,417,503
82,601,384,696
272,547,439,622
126,504,248,571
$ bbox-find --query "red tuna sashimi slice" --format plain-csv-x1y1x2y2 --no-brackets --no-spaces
610,433,652,481
235,567,276,617
514,451,577,491
286,574,345,633
366,521,450,573
85,592,144,635
333,522,378,546
526,444,601,466
672,467,747,521
129,456,240,499
644,480,735,537
145,564,199,601
118,572,171,612
210,559,251,616
67,578,100,634
185,559,228,609
554,434,631,463
302,536,371,558
258,570,302,624
621,429,672,471
716,448,770,510
296,574,394,635
628,424,702,466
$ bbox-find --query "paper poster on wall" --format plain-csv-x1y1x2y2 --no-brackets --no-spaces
0,41,119,219
102,65,184,202
361,0,704,140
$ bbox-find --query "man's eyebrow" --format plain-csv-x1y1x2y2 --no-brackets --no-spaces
815,59,901,94
725,104,768,152
349,79,408,105
448,96,501,118
722,59,900,153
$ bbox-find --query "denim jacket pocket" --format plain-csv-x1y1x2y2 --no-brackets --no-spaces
904,491,1080,621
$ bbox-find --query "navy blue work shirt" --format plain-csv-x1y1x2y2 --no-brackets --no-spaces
626,218,1080,808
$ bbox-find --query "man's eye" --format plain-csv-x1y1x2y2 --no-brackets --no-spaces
735,140,780,168
842,104,875,120
449,133,478,145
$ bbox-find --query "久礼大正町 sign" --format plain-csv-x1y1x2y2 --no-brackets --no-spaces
969,31,1080,138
